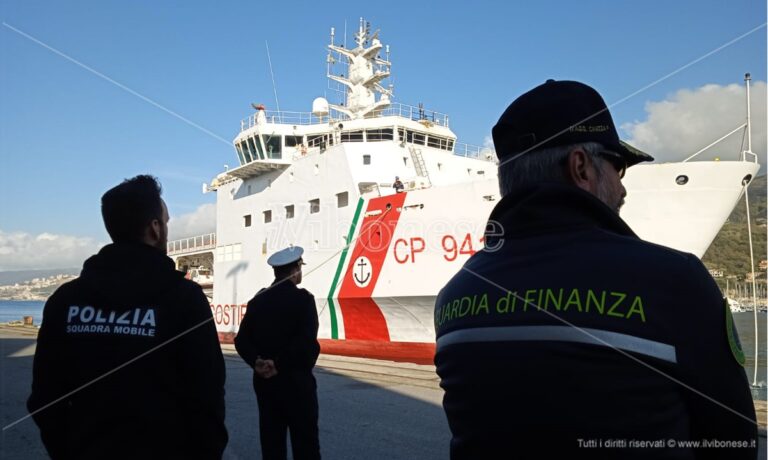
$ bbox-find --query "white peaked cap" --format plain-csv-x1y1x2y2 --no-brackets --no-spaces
267,246,305,267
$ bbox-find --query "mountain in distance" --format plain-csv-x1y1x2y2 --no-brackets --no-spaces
702,174,767,278
0,268,80,286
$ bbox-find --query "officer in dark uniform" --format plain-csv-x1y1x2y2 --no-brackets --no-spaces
28,175,228,459
235,246,321,460
393,176,405,193
434,81,757,459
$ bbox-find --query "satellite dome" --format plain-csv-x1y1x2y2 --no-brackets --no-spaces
312,97,329,117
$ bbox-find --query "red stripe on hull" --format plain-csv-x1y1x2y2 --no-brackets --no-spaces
319,339,435,365
339,193,407,299
337,193,408,339
335,297,390,341
219,333,434,365
219,332,236,344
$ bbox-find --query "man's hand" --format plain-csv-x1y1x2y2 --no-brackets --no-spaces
254,358,278,379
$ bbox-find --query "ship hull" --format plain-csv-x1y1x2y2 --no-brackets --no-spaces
211,159,759,362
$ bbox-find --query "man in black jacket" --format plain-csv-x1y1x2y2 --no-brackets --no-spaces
235,246,321,460
28,175,228,459
434,80,757,459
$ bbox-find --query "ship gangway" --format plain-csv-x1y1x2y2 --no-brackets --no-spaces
167,233,217,258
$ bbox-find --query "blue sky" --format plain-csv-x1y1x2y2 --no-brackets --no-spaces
0,1,766,269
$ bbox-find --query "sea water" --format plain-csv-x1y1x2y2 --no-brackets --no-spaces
0,300,44,325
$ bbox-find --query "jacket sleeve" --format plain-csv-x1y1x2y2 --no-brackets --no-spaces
175,285,228,459
277,292,320,371
234,297,260,368
27,289,68,459
677,257,757,459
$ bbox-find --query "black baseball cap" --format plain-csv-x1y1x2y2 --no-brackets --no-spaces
492,80,653,167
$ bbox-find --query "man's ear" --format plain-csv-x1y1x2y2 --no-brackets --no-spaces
565,148,599,194
146,219,161,245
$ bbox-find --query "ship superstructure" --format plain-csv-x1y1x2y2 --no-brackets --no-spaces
172,19,760,361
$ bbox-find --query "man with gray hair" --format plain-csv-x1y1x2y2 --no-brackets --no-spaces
434,80,757,458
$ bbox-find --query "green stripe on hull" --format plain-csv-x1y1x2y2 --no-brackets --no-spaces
326,197,365,339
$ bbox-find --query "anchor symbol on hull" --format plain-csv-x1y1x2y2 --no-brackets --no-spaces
353,257,372,287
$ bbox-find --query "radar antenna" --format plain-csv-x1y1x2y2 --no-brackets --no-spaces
326,18,393,119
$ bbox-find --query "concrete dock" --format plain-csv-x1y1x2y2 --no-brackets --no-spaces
0,324,765,459
0,326,449,459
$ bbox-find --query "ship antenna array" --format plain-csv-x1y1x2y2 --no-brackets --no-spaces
326,24,349,109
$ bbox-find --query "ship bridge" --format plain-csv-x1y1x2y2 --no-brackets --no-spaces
207,17,496,191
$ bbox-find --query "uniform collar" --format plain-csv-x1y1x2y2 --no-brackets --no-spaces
485,182,638,241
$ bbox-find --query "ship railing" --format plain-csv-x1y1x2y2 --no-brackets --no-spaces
367,103,449,127
167,233,217,256
239,103,450,131
453,142,498,163
240,111,327,130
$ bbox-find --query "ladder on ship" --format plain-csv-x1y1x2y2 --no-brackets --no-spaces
409,147,431,185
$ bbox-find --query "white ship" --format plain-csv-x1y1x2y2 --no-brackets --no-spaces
169,20,760,362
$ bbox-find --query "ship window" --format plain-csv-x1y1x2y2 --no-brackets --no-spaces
412,132,426,145
263,210,272,223
240,140,253,163
341,130,364,142
398,128,406,142
246,137,259,161
447,139,455,151
255,136,267,159
309,198,320,214
428,135,447,149
363,154,371,165
244,215,252,227
253,135,265,158
366,128,394,141
285,135,303,147
307,134,331,149
285,205,294,219
235,144,246,165
337,191,349,208
262,135,282,159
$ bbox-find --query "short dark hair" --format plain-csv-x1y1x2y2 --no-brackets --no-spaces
101,175,163,243
273,261,301,279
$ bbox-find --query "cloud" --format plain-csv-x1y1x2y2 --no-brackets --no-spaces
621,81,767,166
168,203,216,240
0,203,216,270
0,230,105,271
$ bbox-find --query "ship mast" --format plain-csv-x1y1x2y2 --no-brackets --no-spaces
327,18,393,119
